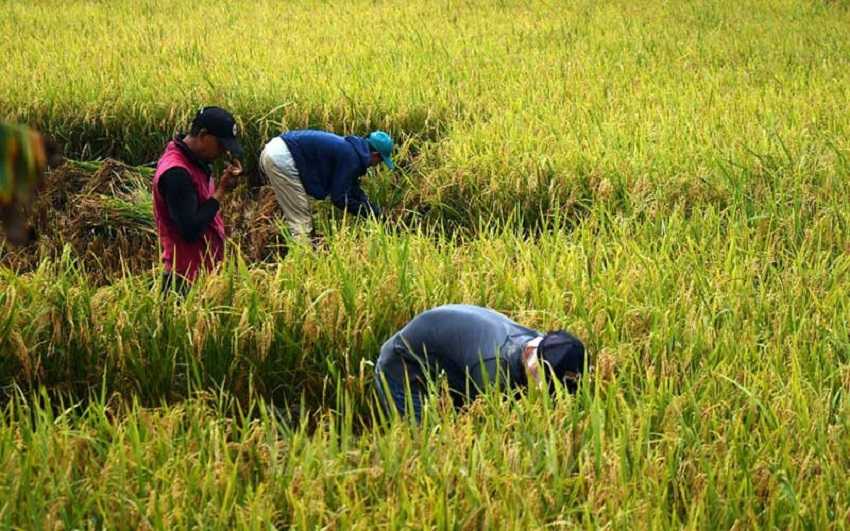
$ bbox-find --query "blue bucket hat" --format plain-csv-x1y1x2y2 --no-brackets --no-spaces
367,131,395,170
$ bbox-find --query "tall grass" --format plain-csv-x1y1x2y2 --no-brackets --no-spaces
1,378,848,528
2,0,849,227
3,202,850,407
3,0,850,526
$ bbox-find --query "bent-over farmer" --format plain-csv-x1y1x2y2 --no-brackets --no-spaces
258,129,394,243
153,106,243,291
375,304,588,422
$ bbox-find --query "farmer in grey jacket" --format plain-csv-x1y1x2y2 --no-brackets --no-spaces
375,304,588,421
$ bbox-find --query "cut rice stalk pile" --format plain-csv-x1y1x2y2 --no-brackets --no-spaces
0,159,288,282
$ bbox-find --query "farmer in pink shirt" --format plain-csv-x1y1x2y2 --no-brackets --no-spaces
152,107,243,292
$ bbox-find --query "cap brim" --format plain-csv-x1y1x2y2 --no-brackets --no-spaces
219,136,243,158
539,331,586,375
381,153,395,170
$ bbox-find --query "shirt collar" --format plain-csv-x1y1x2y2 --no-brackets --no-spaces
506,332,542,387
173,133,211,176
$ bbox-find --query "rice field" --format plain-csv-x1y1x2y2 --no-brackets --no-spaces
2,0,850,527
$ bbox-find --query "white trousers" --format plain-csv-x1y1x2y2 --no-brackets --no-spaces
259,137,312,240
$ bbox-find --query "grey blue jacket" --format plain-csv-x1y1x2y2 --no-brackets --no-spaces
375,305,542,404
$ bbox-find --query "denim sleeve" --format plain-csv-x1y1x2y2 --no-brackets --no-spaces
332,183,381,218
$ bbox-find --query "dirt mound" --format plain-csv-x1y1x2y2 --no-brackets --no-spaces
0,159,288,283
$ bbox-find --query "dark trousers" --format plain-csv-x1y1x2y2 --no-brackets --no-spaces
161,271,190,297
374,368,424,423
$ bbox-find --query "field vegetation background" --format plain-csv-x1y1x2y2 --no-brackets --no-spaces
2,0,850,527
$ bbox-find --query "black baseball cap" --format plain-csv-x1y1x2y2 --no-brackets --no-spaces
538,330,587,392
191,106,243,158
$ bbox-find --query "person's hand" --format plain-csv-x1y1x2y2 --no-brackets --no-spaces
222,159,242,188
214,160,242,201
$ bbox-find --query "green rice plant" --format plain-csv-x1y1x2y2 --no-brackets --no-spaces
0,381,848,528
1,202,849,409
2,0,849,229
1,0,850,526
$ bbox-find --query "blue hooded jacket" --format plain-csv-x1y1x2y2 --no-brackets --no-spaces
280,130,380,217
